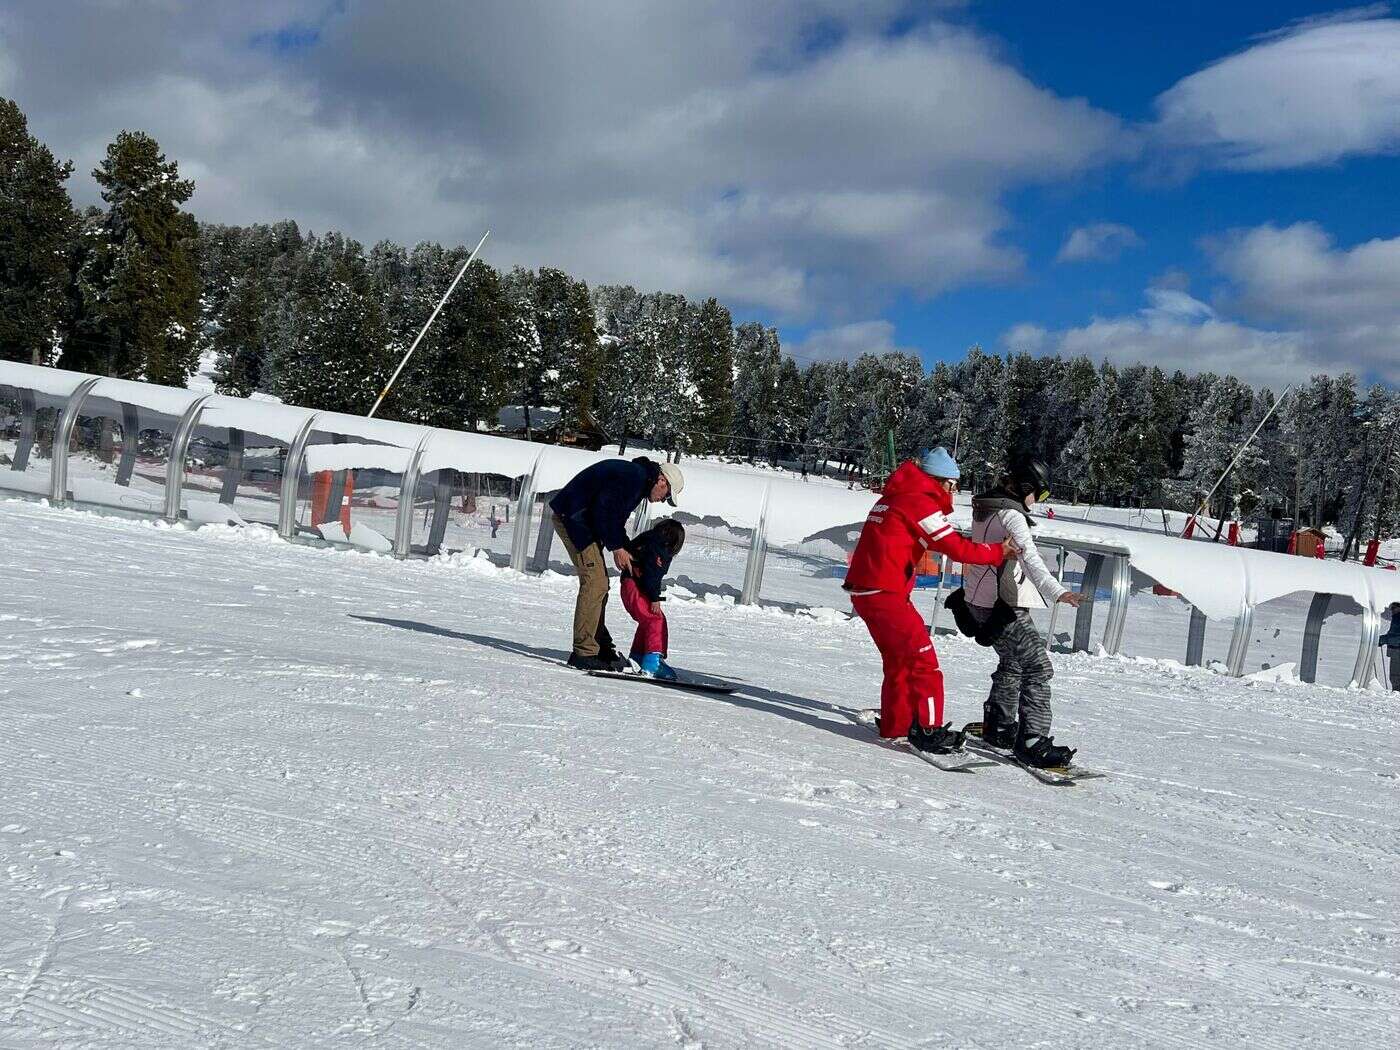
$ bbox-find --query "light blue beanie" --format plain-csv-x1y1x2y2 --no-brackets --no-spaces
918,446,960,480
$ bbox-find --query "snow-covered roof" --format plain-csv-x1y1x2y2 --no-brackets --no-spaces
195,395,314,444
0,360,93,398
86,376,205,419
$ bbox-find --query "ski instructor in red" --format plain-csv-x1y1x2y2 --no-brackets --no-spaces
845,447,1016,753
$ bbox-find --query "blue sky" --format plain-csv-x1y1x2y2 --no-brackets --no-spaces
840,3,1400,373
4,2,1398,386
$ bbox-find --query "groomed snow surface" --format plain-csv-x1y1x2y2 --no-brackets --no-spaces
2,498,1397,1049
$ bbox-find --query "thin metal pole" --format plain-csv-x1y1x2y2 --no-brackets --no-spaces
368,230,490,418
1183,385,1291,538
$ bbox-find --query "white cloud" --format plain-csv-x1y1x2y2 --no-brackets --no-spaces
1003,219,1400,387
1209,221,1400,383
1003,288,1319,388
4,2,1124,320
787,320,914,363
1154,14,1400,169
1056,222,1143,263
1001,322,1048,353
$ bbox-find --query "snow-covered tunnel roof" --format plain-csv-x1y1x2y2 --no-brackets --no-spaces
4,359,1399,620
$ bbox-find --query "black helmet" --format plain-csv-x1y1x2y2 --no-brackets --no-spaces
1005,455,1051,501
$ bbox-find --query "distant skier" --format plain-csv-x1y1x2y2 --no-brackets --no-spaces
844,447,1017,753
963,457,1084,768
549,456,685,671
619,519,686,679
1380,602,1400,692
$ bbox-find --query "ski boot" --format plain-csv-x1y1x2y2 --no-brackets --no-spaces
637,652,678,680
907,721,967,754
1014,733,1077,769
980,701,1018,750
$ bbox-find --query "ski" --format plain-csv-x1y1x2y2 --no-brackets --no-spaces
847,710,994,773
959,723,1105,786
585,668,737,695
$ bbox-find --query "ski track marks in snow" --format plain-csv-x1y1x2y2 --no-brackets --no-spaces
1,496,1398,1048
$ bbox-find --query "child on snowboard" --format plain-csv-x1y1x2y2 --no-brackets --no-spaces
620,519,686,679
962,456,1084,768
845,447,1018,753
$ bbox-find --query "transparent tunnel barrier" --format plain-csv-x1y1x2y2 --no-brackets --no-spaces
0,381,68,496
63,390,197,515
3,356,1398,688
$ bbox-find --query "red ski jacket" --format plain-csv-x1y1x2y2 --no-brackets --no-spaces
844,461,1004,595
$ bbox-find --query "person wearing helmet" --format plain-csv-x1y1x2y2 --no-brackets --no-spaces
963,456,1084,768
845,446,1019,753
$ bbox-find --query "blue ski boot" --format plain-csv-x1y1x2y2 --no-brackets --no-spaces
637,652,678,680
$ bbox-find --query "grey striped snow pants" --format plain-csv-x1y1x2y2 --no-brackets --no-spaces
975,607,1054,736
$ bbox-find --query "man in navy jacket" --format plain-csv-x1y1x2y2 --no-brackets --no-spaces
549,456,685,670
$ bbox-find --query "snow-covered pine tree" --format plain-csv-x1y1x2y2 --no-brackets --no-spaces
836,351,921,477
1286,374,1361,528
898,362,955,457
1116,365,1174,506
264,232,390,415
1059,363,1134,505
769,355,807,465
1340,384,1400,557
730,322,782,461
950,347,1008,491
0,97,77,366
592,290,692,451
810,360,857,474
203,222,305,396
388,247,519,431
1002,352,1051,462
532,268,601,438
1040,355,1097,487
65,131,201,385
1367,389,1400,545
208,270,271,396
1180,374,1268,524
500,266,544,437
686,298,736,454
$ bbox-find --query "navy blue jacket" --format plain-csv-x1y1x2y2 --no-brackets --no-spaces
1380,619,1400,649
549,457,661,553
625,526,677,602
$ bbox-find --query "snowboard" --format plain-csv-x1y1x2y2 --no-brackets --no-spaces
847,709,994,773
959,722,1105,786
585,668,737,695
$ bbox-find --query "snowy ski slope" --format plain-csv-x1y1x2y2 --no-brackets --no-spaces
2,496,1397,1048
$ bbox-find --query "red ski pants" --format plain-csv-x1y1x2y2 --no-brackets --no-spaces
851,590,944,738
620,576,668,658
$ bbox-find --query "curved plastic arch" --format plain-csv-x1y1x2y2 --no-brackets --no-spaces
393,429,438,558
740,482,773,606
50,377,102,503
163,394,212,521
509,449,546,571
278,414,320,540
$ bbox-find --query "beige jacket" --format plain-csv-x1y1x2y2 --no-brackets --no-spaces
963,503,1068,610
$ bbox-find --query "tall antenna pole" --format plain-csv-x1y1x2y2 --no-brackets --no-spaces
368,229,490,418
1183,385,1291,539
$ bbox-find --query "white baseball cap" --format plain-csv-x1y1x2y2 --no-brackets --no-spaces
658,462,685,505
